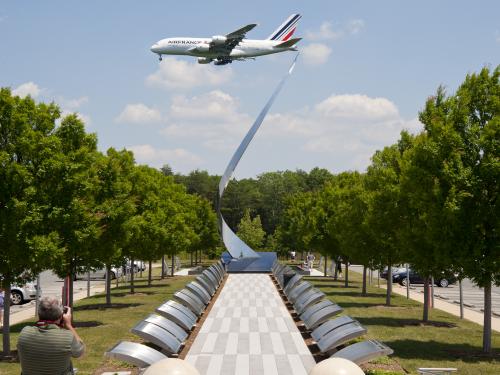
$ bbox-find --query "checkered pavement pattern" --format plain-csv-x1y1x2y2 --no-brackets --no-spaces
185,274,316,374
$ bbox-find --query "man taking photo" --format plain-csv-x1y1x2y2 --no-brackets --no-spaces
17,296,85,375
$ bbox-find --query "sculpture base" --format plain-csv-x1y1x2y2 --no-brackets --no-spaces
222,252,277,273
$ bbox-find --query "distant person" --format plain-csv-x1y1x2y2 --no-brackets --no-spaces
17,296,85,375
290,250,296,262
307,252,315,270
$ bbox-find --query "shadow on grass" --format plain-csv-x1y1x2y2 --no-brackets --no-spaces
385,339,500,362
110,291,156,298
74,303,142,311
114,284,161,291
0,350,19,362
357,316,457,328
73,320,104,328
328,291,386,298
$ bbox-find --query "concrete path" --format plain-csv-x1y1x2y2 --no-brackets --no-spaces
185,274,316,375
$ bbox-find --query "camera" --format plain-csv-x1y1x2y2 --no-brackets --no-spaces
63,306,69,314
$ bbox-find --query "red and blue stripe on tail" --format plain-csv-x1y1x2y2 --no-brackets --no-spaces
267,14,302,41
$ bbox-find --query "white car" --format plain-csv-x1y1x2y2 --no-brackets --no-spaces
11,282,38,305
75,267,123,280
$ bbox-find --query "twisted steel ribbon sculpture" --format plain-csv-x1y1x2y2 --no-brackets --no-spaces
218,55,298,260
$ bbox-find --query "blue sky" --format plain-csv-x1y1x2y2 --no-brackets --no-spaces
1,1,499,178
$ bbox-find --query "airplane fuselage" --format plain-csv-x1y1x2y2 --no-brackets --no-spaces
150,37,297,59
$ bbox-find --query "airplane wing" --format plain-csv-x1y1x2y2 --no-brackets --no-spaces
209,23,257,55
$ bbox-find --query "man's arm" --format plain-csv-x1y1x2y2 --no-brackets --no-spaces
62,307,85,357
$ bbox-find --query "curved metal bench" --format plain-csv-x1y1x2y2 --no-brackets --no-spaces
303,303,343,330
186,281,211,305
143,313,188,343
174,289,205,315
288,282,313,304
105,341,166,368
300,300,336,322
311,315,355,342
331,339,393,365
131,321,182,354
316,321,367,353
294,289,325,315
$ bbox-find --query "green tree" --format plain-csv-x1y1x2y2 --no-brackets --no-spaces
365,142,409,306
236,209,266,250
49,114,100,308
93,148,136,305
415,66,499,352
0,89,62,355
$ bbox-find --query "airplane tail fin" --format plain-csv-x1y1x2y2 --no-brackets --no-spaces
267,14,302,41
275,37,302,48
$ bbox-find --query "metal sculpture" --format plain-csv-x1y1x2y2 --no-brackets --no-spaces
218,55,298,260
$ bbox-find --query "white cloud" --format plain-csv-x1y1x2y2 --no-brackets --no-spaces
261,94,423,170
347,19,365,34
12,82,41,98
115,103,162,124
139,90,422,174
126,144,203,171
58,96,88,110
146,57,232,90
161,90,251,147
306,22,343,41
301,43,332,66
315,94,399,121
306,19,365,42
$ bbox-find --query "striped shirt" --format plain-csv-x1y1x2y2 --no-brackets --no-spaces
17,324,84,375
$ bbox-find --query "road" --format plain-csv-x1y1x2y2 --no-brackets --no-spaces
348,265,500,316
10,270,106,319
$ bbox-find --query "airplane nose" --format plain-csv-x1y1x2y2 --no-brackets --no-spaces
150,43,160,53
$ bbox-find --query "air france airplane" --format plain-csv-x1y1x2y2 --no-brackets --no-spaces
150,14,302,65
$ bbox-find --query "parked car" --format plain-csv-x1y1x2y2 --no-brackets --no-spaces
392,268,457,287
74,267,123,280
11,282,38,305
380,266,404,280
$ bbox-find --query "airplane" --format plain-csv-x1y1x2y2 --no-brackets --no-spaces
150,14,302,65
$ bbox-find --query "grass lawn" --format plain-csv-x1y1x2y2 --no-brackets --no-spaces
306,272,500,375
0,274,194,375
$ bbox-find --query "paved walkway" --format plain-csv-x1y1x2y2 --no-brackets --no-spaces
186,274,316,375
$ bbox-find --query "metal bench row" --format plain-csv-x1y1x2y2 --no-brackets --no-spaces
271,260,393,365
105,261,226,369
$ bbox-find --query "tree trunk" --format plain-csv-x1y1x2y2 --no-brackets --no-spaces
344,260,349,288
386,262,392,306
130,258,135,294
422,277,430,322
459,279,464,319
362,265,367,296
190,251,193,266
171,254,175,277
105,264,112,306
161,255,165,279
483,281,492,353
324,257,327,277
148,260,152,286
2,283,12,356
69,274,74,309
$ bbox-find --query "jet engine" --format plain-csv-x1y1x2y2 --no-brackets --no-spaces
194,43,210,52
198,57,212,64
211,35,227,45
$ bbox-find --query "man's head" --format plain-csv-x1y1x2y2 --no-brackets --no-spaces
38,296,64,321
